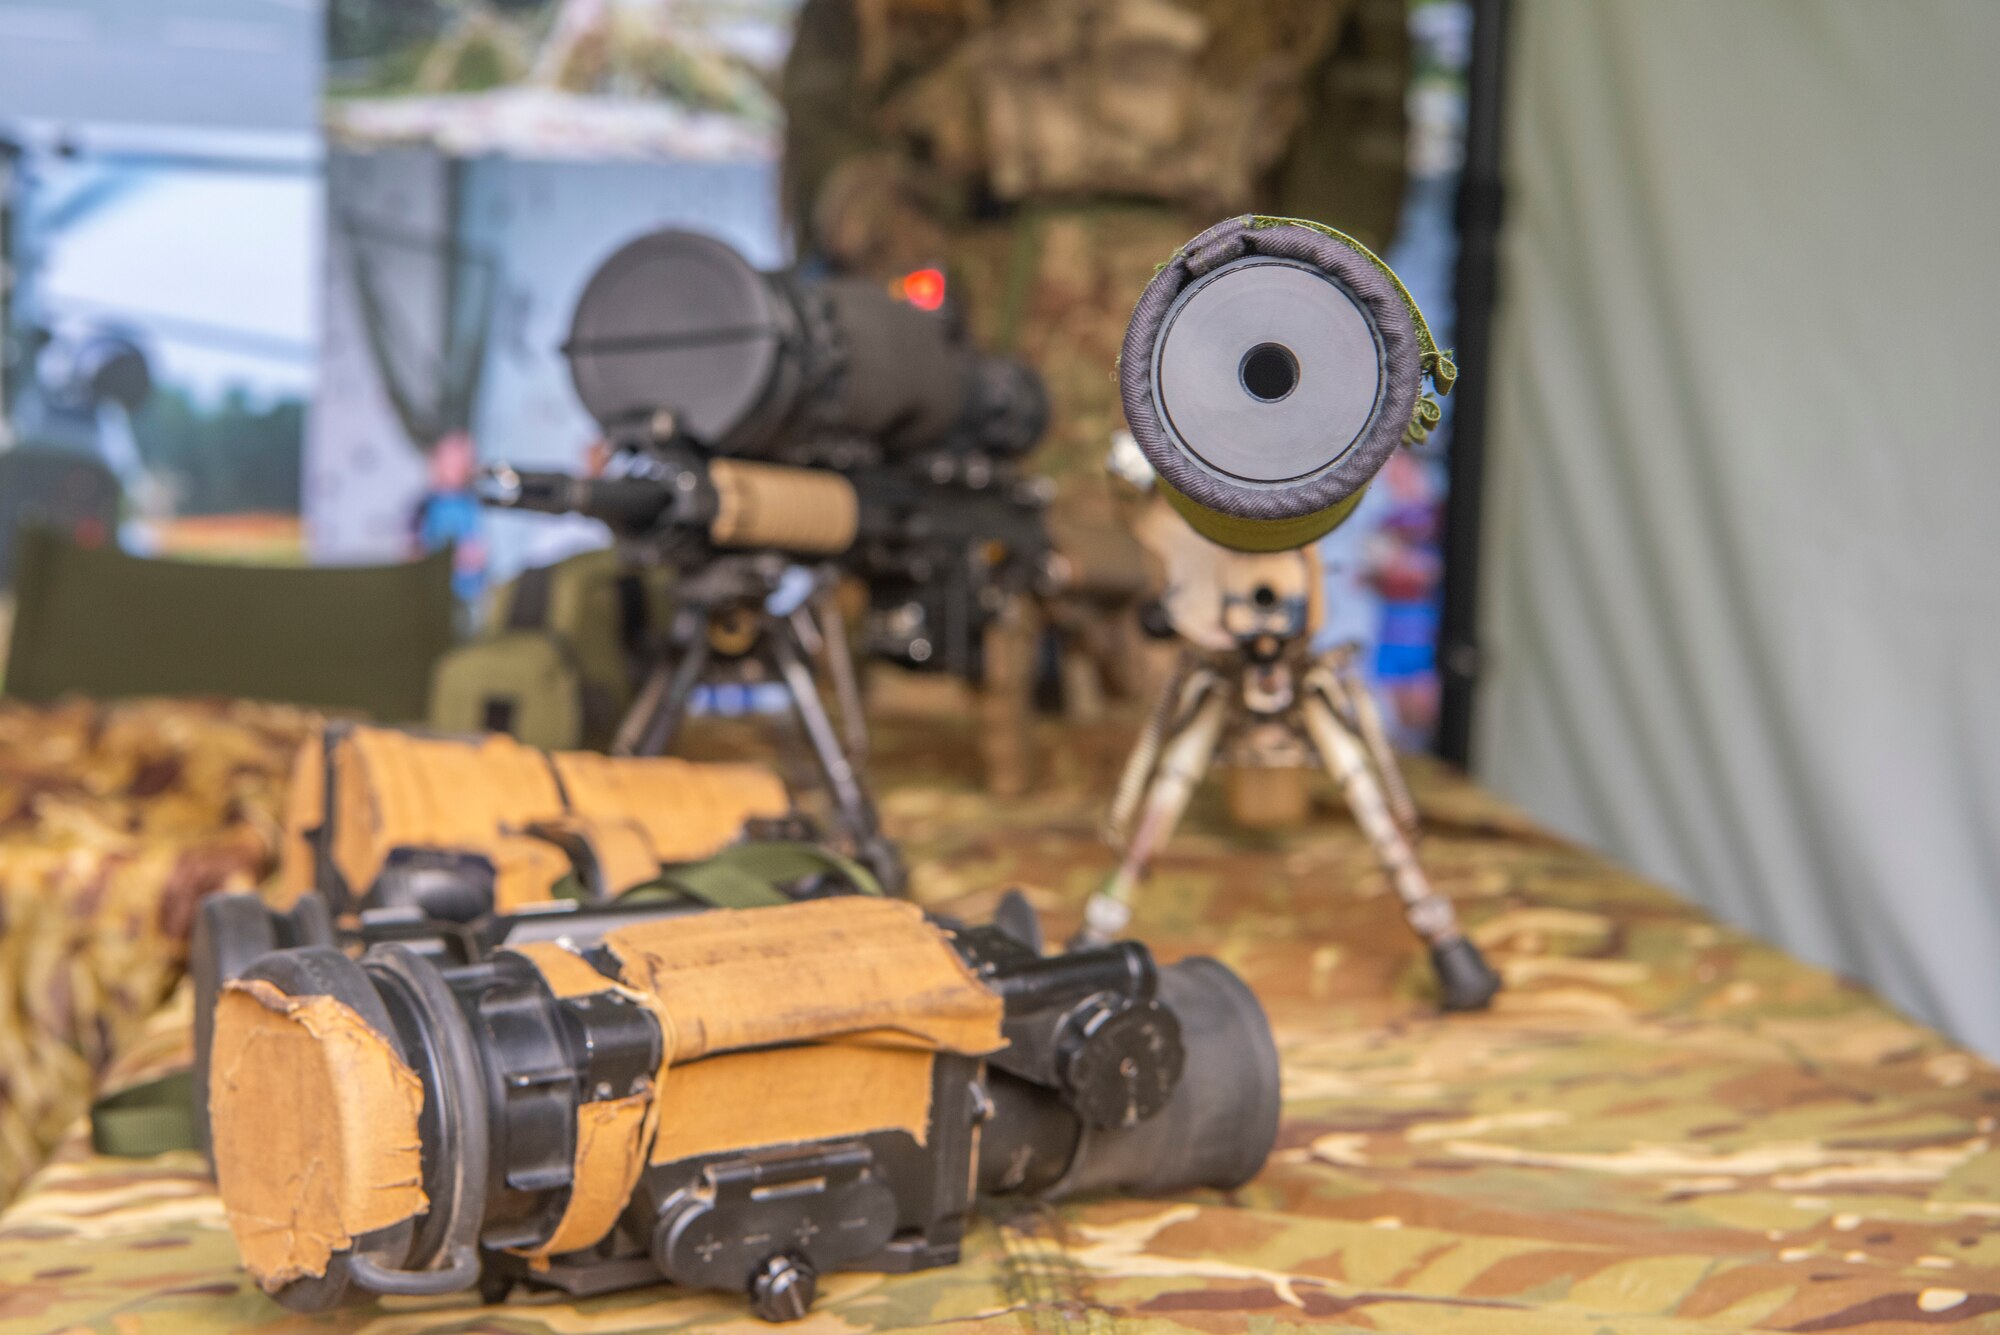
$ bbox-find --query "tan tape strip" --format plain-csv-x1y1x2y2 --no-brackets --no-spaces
507,939,678,1064
506,942,674,1260
272,728,325,908
519,1090,653,1261
510,940,621,999
328,727,567,898
544,815,660,896
297,725,790,913
486,834,581,914
652,1043,936,1164
209,978,427,1289
708,459,859,555
549,751,791,866
606,897,1005,1061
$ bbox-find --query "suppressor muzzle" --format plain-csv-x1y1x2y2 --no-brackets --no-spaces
1121,215,1452,552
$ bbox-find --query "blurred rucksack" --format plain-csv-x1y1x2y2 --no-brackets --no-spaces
428,548,669,750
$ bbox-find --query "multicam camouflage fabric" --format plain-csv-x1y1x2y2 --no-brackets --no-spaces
6,713,2000,1333
0,698,309,1204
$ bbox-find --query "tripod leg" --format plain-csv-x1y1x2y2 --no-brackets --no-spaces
1076,679,1228,947
1300,688,1498,1011
770,619,905,896
612,612,711,757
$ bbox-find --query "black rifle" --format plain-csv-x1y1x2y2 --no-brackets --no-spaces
482,230,1066,894
483,415,1058,696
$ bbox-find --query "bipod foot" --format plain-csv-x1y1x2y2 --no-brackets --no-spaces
1430,936,1501,1012
1067,883,1132,951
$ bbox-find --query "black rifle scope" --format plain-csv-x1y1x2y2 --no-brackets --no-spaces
208,911,1278,1322
565,230,1046,462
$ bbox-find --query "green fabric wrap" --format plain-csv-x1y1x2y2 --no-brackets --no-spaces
626,841,886,909
1160,479,1369,553
90,1071,197,1158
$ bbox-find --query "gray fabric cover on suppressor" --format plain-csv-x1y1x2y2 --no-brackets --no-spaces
1120,215,1420,527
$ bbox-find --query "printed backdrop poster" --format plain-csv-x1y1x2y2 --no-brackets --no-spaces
0,0,321,579
311,0,797,597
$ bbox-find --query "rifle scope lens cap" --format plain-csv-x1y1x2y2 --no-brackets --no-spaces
566,229,785,442
1150,256,1387,485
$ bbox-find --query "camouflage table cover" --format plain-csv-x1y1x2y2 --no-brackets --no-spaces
6,715,2000,1334
0,698,307,1203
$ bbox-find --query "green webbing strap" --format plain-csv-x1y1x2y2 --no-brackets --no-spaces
90,1069,197,1157
626,841,887,910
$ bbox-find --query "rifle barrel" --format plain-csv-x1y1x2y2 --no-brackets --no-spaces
478,464,674,535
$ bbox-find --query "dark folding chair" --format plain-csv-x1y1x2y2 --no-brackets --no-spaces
3,527,455,723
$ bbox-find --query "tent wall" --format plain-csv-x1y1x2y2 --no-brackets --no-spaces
1476,0,2000,1051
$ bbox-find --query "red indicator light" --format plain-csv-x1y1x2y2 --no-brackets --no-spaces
900,267,947,312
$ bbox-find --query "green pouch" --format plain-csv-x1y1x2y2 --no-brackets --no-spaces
428,630,594,750
428,550,667,748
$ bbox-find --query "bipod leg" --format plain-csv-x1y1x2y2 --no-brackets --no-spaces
1075,672,1228,948
978,593,1040,798
1325,652,1420,841
1105,652,1200,846
1299,680,1498,1011
804,589,869,766
612,609,711,757
770,615,905,896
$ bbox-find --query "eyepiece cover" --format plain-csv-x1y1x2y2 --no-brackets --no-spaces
209,965,426,1291
566,229,789,445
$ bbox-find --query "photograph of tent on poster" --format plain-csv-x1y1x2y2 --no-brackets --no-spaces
325,0,788,159
310,0,797,593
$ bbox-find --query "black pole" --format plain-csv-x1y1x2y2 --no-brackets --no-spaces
0,136,18,442
1433,0,1513,768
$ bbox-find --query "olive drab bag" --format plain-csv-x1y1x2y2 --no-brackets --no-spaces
428,548,668,750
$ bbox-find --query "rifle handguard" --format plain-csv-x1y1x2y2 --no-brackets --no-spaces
707,459,859,554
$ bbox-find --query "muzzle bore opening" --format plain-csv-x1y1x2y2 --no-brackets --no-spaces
1238,342,1300,403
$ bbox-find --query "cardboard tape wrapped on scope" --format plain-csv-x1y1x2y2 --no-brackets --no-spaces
204,894,1280,1316
207,899,1002,1298
1122,215,1449,553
